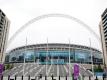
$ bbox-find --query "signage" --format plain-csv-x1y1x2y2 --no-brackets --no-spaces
0,64,3,75
74,64,79,80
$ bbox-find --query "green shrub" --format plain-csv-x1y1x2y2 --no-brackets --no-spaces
93,65,103,72
5,64,14,70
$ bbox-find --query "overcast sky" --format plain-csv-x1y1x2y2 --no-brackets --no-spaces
0,0,107,51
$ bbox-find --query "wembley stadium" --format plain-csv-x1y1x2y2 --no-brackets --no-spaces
5,43,103,65
2,43,103,77
1,13,104,80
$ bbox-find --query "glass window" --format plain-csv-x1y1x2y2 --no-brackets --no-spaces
75,50,91,63
24,51,34,62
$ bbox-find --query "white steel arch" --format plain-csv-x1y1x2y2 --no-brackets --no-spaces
7,13,100,48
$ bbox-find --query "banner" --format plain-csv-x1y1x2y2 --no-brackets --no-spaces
0,64,3,75
74,64,79,80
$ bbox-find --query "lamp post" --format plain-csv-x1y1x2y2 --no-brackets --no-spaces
23,37,27,76
68,39,71,78
89,38,94,76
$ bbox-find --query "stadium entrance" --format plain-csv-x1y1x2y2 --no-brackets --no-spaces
40,57,66,65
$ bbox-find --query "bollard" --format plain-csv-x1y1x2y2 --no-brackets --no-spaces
95,76,98,80
38,74,42,80
59,76,60,80
28,75,30,80
8,75,10,80
45,75,47,80
22,75,23,80
0,75,3,80
89,76,91,80
103,73,106,80
72,74,74,80
51,75,54,80
15,75,17,80
35,76,37,80
82,75,85,80
102,75,104,80
102,75,105,80
65,76,67,80
103,77,104,80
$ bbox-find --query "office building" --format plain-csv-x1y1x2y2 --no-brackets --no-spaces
0,9,10,63
99,8,107,67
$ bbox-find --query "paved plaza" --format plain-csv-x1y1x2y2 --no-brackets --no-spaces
1,63,96,80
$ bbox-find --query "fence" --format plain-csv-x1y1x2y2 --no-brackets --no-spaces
0,74,107,80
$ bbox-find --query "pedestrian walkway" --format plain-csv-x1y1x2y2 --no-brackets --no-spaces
2,63,94,80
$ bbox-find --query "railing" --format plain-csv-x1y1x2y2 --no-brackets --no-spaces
0,74,106,80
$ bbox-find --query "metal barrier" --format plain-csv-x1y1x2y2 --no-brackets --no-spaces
0,75,107,80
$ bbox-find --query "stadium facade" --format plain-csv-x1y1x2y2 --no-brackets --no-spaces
5,43,103,65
